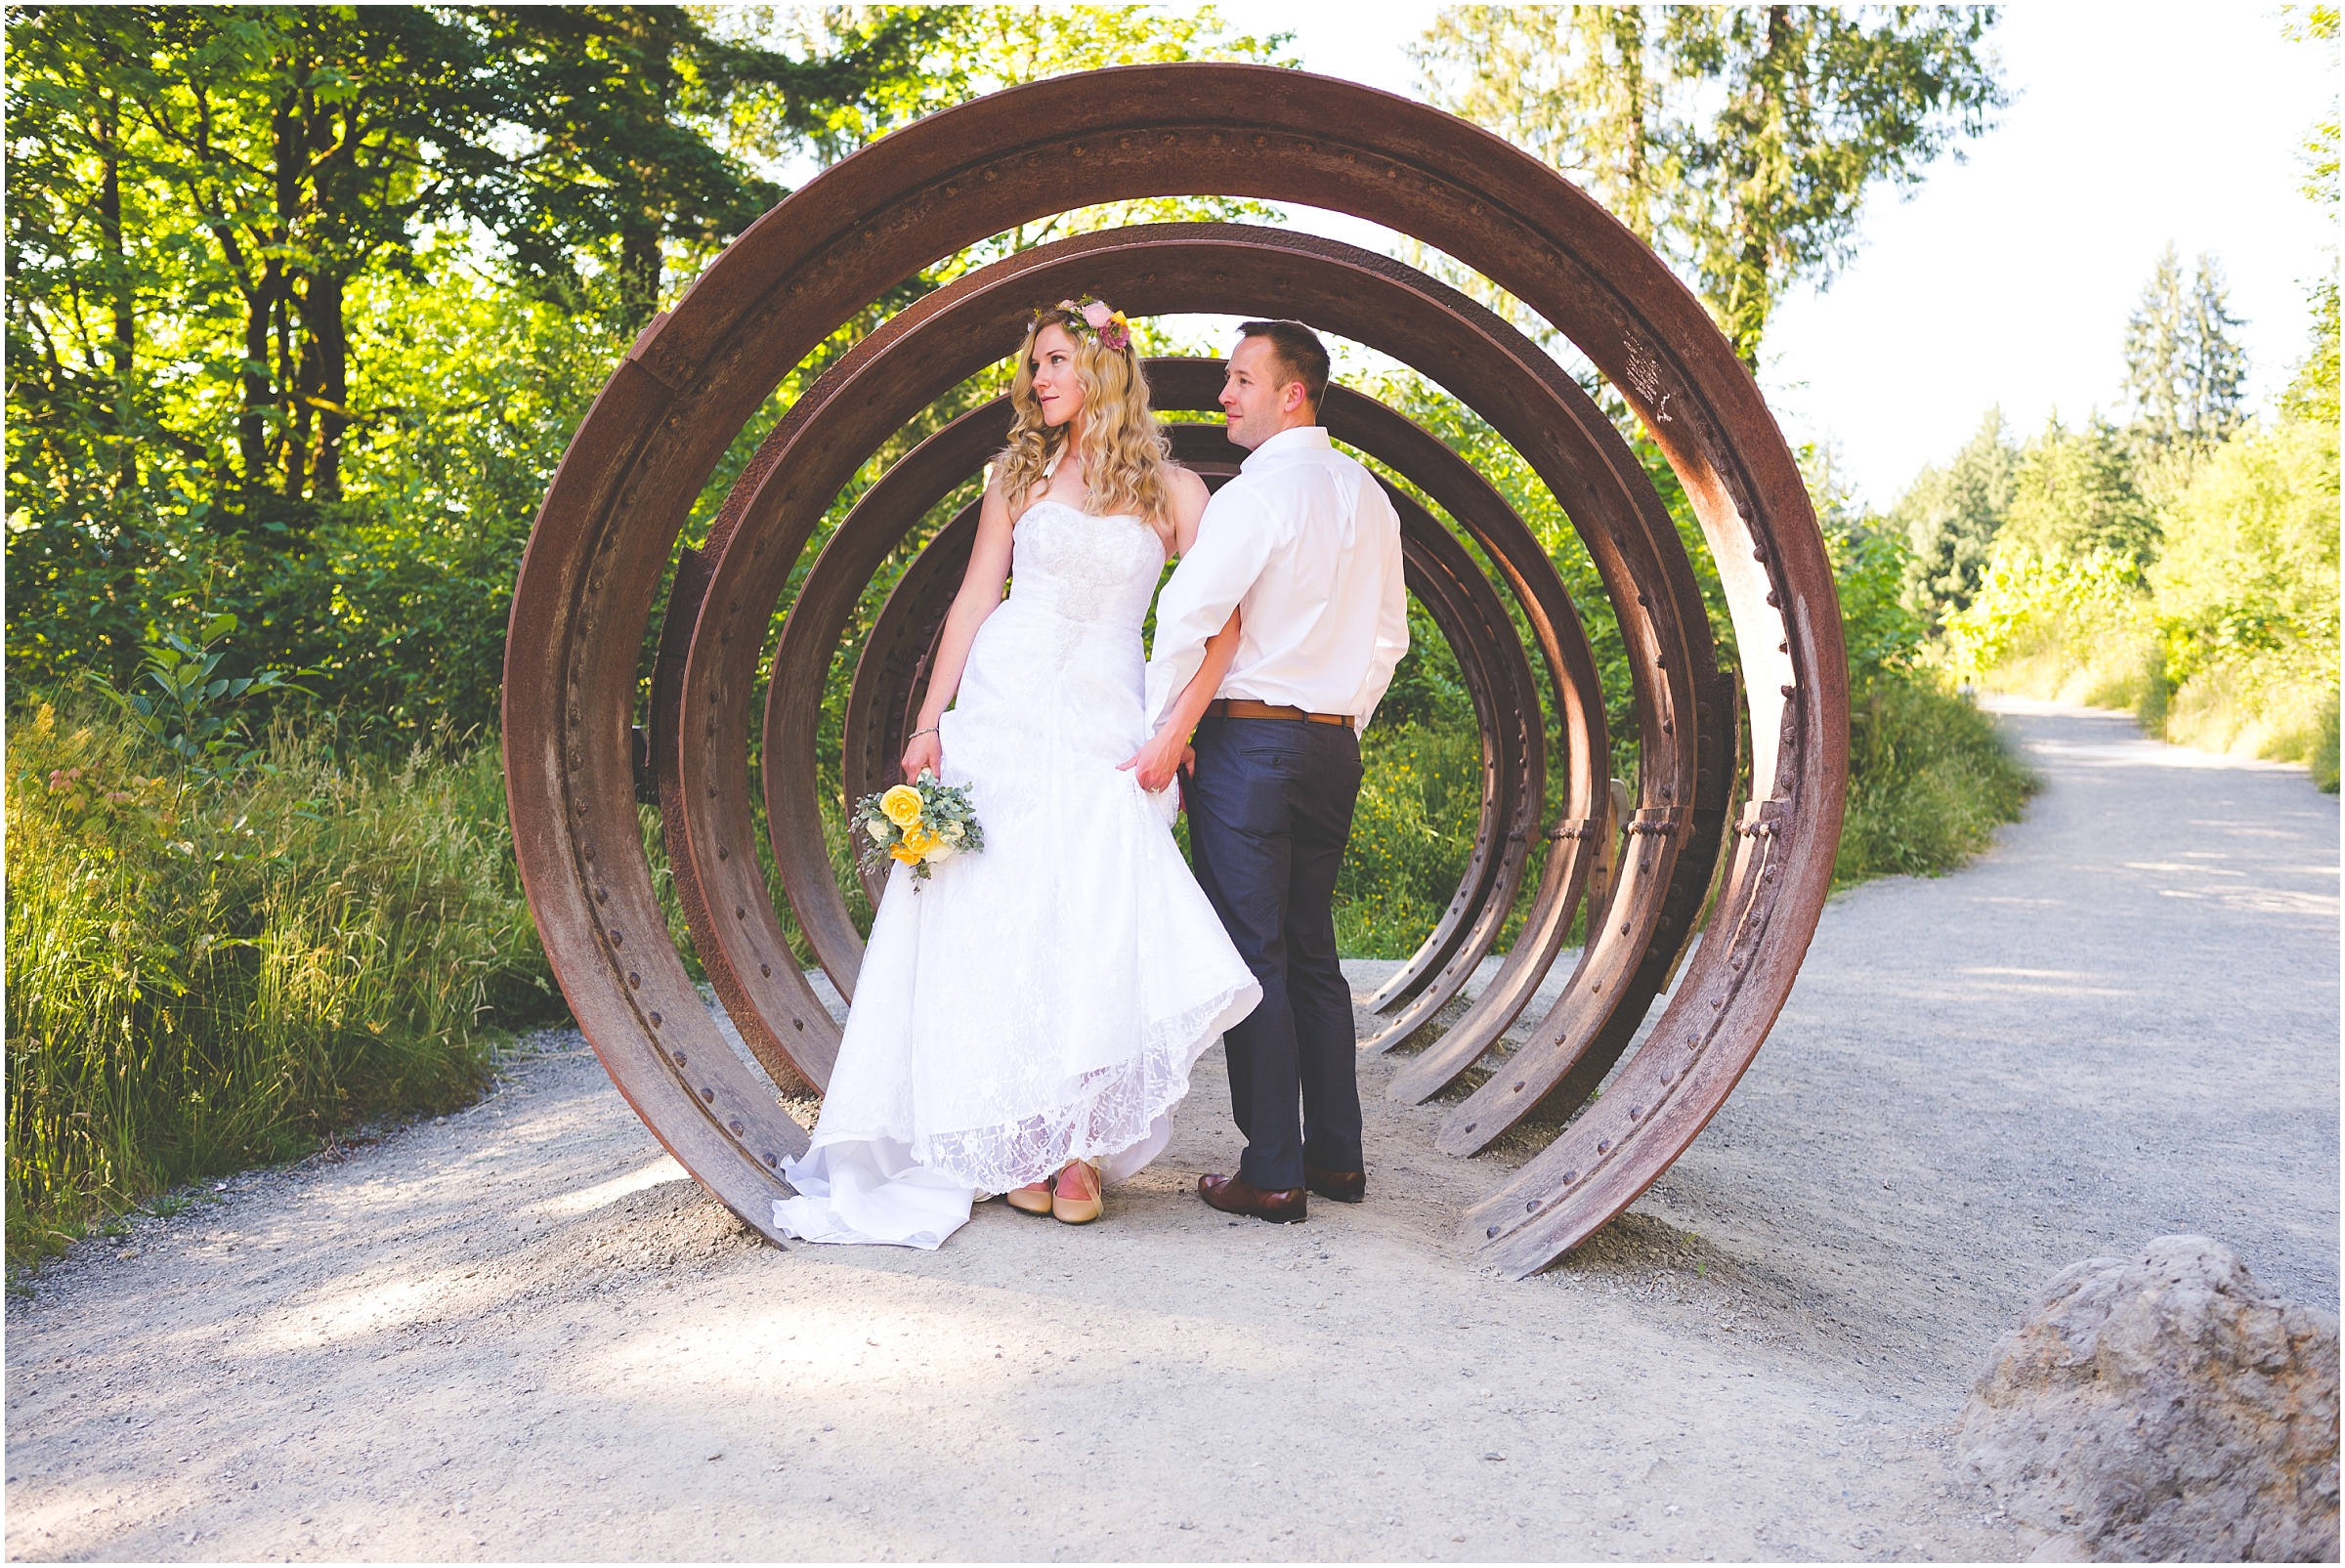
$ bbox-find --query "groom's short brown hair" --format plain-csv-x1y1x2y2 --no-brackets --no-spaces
1238,319,1331,415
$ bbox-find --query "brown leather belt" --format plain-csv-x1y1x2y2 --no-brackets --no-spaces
1207,699,1353,727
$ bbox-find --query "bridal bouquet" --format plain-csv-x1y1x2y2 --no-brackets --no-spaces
854,770,983,882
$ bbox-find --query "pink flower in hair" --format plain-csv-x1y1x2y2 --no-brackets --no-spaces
1082,300,1113,332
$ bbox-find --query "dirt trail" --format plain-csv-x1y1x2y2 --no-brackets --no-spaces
8,698,2336,1563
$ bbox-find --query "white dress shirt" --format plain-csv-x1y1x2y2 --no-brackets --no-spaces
1145,426,1409,733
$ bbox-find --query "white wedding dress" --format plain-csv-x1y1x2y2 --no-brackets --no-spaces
773,498,1262,1249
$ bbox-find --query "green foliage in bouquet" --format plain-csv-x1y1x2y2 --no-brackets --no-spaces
852,772,984,882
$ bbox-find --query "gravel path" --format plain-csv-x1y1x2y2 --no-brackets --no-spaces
8,698,2336,1563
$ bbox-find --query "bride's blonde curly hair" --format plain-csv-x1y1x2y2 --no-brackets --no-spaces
994,301,1173,525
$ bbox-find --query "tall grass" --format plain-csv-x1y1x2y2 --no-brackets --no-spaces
5,699,560,1271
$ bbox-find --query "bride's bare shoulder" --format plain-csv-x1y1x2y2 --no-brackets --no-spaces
1163,462,1211,505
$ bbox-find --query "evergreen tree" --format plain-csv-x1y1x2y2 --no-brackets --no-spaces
2185,256,2250,435
2003,414,2158,572
1893,408,2016,619
2123,243,2249,449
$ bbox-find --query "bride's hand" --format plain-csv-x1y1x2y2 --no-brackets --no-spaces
901,728,943,783
1118,727,1187,793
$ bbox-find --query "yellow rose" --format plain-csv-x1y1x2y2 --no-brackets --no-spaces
889,841,923,867
880,784,924,827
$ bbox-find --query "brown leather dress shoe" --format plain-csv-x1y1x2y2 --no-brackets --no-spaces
1198,1172,1307,1224
1304,1165,1365,1203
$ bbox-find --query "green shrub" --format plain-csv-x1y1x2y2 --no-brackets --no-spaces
1940,542,2165,710
2314,696,2343,794
1335,723,1485,958
1836,675,2041,883
1341,673,2037,952
2150,416,2340,783
4,699,561,1272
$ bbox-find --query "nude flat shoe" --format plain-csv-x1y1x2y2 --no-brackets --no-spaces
1051,1159,1103,1225
1007,1176,1055,1215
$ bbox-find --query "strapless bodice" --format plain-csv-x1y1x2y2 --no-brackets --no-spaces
1003,498,1166,629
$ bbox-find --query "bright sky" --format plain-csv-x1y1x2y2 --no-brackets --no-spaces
1265,2,2339,507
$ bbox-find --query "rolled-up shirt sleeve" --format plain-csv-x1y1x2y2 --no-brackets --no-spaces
1144,487,1283,732
1352,485,1411,730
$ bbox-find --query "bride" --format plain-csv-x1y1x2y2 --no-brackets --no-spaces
773,299,1262,1249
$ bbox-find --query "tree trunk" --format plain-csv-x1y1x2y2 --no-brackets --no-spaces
93,63,135,486
1603,7,1652,247
275,82,310,499
619,212,663,331
299,271,349,500
1726,4,1796,367
238,262,277,491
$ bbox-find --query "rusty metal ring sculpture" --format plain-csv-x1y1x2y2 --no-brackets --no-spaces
503,64,1848,1279
673,221,1704,1119
789,407,1549,996
669,219,1730,1238
750,355,1592,1036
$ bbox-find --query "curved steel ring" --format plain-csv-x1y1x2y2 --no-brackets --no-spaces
670,222,1708,1164
821,425,1542,980
783,409,1540,993
502,65,1848,1278
756,357,1595,1059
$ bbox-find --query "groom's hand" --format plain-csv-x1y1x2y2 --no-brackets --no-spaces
1118,729,1188,793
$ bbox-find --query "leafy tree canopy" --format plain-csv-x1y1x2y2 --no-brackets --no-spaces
2152,416,2340,691
727,5,1298,271
1413,4,2008,363
2281,4,2340,428
478,5,948,327
3,3,1295,745
6,4,931,512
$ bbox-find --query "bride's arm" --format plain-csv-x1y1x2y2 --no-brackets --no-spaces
1121,605,1240,793
1167,465,1212,556
901,478,1016,781
1123,467,1242,792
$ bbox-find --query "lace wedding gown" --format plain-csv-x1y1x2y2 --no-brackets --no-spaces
773,499,1262,1249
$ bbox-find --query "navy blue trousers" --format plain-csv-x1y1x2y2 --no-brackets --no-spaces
1186,715,1365,1191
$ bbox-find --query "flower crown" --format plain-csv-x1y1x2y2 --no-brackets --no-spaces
1036,296,1132,354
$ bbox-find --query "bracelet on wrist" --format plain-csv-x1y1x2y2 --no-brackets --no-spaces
910,727,939,740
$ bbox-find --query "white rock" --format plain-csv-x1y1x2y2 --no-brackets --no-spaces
1959,1236,2338,1561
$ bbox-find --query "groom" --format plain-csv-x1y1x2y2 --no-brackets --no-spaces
1134,321,1408,1223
